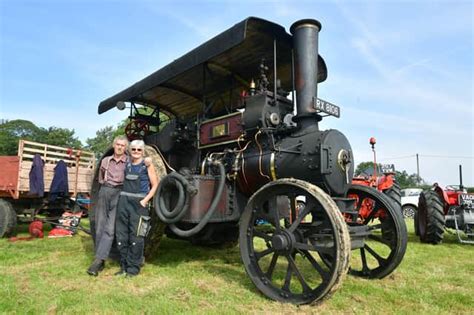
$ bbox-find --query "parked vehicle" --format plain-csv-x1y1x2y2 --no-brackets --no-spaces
401,188,422,218
416,166,474,244
352,137,402,215
0,140,95,237
97,17,407,304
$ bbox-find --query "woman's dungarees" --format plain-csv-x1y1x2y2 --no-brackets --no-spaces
115,161,149,275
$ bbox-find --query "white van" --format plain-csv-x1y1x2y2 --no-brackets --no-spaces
401,188,423,218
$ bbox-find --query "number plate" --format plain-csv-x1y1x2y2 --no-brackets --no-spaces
315,98,340,118
381,164,395,173
459,193,474,207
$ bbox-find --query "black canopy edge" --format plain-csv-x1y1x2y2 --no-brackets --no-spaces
98,17,290,114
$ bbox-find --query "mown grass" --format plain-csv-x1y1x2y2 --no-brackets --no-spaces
0,219,473,314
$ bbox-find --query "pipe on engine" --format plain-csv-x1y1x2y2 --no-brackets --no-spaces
290,19,322,127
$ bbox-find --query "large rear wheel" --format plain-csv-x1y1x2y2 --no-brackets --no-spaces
240,179,350,305
346,185,407,279
417,190,445,244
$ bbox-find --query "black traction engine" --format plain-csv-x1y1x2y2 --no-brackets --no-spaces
98,17,407,305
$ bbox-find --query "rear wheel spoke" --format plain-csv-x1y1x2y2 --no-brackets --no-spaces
302,250,330,282
272,204,281,233
288,204,312,233
265,253,279,279
368,223,382,231
255,247,275,260
368,234,392,247
253,229,272,241
365,244,387,266
282,261,292,292
287,254,312,293
360,248,370,273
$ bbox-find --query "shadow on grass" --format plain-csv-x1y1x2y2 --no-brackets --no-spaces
146,237,242,266
144,236,257,292
407,229,469,247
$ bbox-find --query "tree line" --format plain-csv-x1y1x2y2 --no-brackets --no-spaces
0,119,124,158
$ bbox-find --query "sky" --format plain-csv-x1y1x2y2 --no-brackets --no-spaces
0,0,472,186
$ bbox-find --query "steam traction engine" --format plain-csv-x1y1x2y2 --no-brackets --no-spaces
98,17,407,304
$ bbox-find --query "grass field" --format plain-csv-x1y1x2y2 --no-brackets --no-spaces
1,219,473,314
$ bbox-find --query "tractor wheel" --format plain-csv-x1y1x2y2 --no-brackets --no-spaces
240,179,350,305
143,145,167,259
0,199,17,238
402,205,417,219
417,190,445,244
7,206,17,237
345,185,408,279
384,181,402,216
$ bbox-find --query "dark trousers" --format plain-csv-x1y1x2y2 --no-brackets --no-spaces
115,195,148,275
94,186,121,260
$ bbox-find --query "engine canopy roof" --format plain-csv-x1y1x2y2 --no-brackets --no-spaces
98,17,327,119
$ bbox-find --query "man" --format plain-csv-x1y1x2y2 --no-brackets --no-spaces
87,135,128,276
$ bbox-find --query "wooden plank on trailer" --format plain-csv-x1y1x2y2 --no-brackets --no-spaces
21,154,94,167
22,146,95,161
16,139,96,194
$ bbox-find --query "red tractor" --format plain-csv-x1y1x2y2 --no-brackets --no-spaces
416,165,474,244
352,137,401,214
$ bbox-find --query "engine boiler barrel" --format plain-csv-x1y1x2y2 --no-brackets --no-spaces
290,19,322,121
239,127,354,197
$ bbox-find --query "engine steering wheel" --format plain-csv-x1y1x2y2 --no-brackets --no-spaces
125,119,150,140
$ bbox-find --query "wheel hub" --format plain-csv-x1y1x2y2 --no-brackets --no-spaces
271,230,295,252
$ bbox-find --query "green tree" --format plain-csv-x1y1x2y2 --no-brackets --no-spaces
0,119,82,155
0,119,41,155
85,126,116,158
37,127,82,149
355,161,379,176
394,170,424,188
85,121,127,158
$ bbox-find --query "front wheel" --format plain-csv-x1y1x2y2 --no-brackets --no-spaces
240,179,350,305
402,205,417,219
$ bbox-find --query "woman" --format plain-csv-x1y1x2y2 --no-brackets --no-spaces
115,140,158,277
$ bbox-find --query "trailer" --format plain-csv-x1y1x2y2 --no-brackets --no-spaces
0,140,95,237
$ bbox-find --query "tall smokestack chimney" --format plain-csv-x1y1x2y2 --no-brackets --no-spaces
290,19,322,127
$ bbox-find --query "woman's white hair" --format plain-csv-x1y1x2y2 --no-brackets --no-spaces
129,139,145,152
